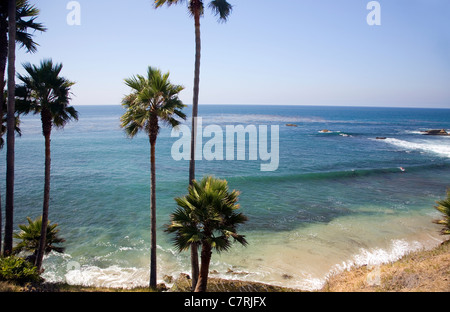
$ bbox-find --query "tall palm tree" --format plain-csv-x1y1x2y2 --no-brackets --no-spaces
0,0,45,256
120,66,186,288
15,59,78,271
167,175,248,292
4,0,16,257
154,0,233,290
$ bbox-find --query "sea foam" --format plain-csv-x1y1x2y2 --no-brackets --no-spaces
383,138,450,158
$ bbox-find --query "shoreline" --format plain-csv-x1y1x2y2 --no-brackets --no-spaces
169,239,449,292
322,238,450,292
2,239,448,292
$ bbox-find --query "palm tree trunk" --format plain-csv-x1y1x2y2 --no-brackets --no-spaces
189,8,201,185
194,241,212,292
149,137,157,288
190,242,199,291
35,114,52,271
0,103,3,254
189,7,201,292
4,0,16,256
0,5,6,254
0,7,6,106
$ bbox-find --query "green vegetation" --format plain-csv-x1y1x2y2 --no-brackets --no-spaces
13,216,65,262
167,175,248,292
0,256,41,285
120,66,186,288
0,216,64,288
434,189,450,235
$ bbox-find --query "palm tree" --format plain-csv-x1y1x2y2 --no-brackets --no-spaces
120,66,186,288
167,175,248,292
13,216,65,263
15,59,78,271
0,0,45,256
154,0,233,290
434,189,450,236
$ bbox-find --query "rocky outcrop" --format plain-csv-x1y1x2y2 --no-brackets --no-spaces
421,129,449,136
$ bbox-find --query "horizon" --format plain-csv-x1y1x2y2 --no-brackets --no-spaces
71,103,450,110
14,0,450,109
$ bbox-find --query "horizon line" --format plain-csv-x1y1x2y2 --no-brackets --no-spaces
73,103,450,109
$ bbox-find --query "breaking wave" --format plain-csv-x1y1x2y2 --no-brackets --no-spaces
381,138,450,158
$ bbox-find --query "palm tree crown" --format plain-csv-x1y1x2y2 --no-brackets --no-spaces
13,216,65,257
121,66,186,140
16,59,78,130
167,175,248,292
154,0,232,22
168,175,248,253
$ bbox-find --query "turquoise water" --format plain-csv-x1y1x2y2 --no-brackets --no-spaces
2,105,450,289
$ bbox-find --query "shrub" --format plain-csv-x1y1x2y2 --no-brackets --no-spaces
0,256,41,285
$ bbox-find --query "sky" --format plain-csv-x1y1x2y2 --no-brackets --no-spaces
14,0,450,108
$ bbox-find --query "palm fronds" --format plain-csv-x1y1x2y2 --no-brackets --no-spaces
434,189,450,235
13,216,65,256
120,66,186,138
154,0,232,21
16,59,78,130
167,175,248,253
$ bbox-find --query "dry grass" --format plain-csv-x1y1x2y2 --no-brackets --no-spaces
322,240,450,292
0,281,21,292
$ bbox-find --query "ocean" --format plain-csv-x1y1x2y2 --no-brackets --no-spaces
3,104,450,290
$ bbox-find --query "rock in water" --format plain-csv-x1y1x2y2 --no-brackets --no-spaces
422,129,449,136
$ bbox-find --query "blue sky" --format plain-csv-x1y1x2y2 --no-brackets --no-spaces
15,0,450,108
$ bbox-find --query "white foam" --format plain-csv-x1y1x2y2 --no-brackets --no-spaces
405,130,426,135
64,265,149,289
383,138,450,158
333,239,422,273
